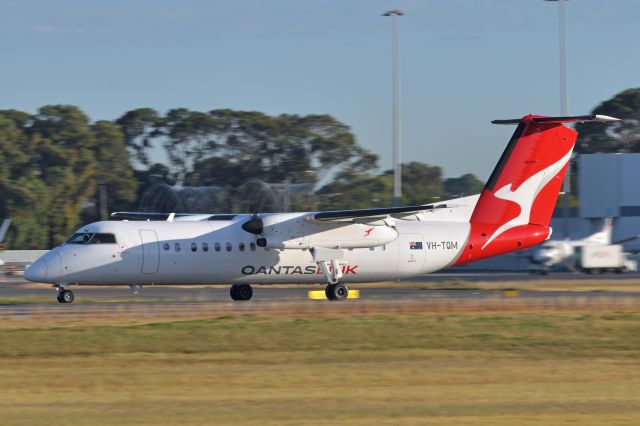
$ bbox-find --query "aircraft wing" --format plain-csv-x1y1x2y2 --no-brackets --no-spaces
613,234,640,245
310,204,447,223
111,212,236,221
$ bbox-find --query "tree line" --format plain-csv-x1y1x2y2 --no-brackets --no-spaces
1,88,638,249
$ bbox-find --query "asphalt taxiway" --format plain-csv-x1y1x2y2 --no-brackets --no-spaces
3,271,640,303
2,272,640,321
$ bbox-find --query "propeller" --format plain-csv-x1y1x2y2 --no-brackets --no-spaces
241,214,264,235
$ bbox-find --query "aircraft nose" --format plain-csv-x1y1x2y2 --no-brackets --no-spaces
24,252,62,283
45,253,62,280
531,253,550,265
24,258,46,282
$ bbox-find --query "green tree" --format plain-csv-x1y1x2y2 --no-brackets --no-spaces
319,162,445,210
443,173,484,198
31,105,98,247
0,106,107,248
393,162,443,206
164,110,379,211
116,108,163,167
575,88,640,153
317,173,392,210
0,111,50,248
162,108,221,183
81,121,139,221
187,111,377,187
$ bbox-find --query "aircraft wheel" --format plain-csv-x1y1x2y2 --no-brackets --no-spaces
325,283,348,301
230,284,253,301
325,284,336,301
59,289,74,304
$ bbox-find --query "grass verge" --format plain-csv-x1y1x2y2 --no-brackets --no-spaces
2,312,640,425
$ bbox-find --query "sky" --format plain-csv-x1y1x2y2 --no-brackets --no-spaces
1,0,639,180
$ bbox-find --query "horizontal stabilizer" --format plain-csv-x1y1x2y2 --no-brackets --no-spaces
492,115,620,125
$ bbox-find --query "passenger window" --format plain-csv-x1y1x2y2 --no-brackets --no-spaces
202,242,209,252
239,242,245,252
90,233,117,244
163,243,170,251
214,242,221,252
226,242,232,252
250,242,256,252
191,242,197,252
175,243,181,252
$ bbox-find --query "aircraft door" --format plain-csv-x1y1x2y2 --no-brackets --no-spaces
397,233,425,275
139,229,160,274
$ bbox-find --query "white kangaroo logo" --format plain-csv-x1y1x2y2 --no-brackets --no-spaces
482,148,573,249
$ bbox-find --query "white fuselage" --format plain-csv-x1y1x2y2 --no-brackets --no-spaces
25,212,473,286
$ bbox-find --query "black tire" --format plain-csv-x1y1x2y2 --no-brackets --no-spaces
325,283,348,301
60,290,74,304
230,284,253,301
325,284,336,301
56,294,64,303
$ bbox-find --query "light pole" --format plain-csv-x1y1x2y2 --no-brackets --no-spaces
383,9,403,207
545,0,570,238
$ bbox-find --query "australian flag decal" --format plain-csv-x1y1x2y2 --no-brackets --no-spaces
409,241,423,250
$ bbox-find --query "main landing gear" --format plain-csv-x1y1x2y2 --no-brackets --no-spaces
230,284,253,301
310,247,350,301
55,286,74,304
325,283,349,301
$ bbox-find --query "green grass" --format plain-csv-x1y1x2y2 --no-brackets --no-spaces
2,313,640,425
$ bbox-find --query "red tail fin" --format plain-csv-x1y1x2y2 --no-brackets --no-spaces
454,114,618,265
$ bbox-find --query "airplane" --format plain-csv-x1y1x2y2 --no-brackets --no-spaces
530,218,639,272
24,114,619,303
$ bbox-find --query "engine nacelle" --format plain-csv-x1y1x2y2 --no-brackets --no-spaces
258,214,399,249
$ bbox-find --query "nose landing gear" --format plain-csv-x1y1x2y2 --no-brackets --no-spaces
55,286,74,304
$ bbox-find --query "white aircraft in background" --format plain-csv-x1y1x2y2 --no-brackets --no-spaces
530,218,639,272
25,114,619,303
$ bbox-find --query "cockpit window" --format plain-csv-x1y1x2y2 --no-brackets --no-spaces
90,233,117,244
66,233,93,244
66,232,117,245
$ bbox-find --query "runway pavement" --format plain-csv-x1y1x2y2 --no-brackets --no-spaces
3,271,640,303
2,271,640,321
0,271,640,302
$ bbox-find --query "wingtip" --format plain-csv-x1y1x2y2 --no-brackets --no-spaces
593,114,620,122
